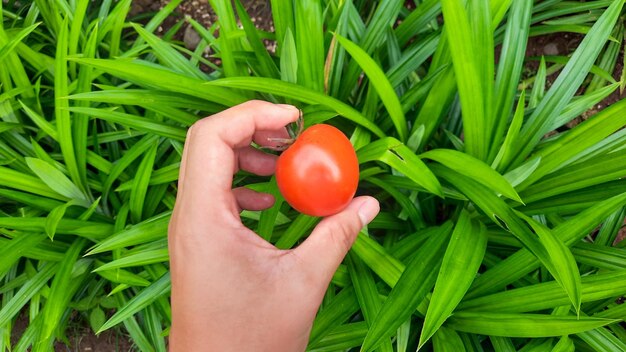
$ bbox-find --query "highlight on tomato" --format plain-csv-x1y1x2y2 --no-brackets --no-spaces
275,119,359,217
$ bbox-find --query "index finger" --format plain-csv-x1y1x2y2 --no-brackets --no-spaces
203,101,300,148
178,101,299,209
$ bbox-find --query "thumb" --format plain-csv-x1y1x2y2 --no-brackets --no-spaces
293,196,380,283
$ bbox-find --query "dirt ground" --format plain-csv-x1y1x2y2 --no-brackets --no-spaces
10,312,134,352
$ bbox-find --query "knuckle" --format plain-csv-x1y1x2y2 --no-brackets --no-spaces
334,231,355,254
188,117,221,143
324,219,359,252
241,99,268,109
189,117,214,135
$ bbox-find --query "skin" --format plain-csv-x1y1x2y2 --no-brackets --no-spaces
168,100,380,351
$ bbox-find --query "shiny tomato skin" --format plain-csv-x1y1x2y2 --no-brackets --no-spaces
276,124,359,217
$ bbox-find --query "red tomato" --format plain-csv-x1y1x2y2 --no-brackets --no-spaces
276,124,359,217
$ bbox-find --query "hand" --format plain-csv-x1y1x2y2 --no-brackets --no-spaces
168,101,380,351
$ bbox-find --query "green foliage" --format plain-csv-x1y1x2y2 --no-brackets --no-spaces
1,0,626,350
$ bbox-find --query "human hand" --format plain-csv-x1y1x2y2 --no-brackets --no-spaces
168,101,380,351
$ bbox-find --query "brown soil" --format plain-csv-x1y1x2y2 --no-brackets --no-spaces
10,312,135,351
130,0,273,37
524,32,626,121
616,219,626,245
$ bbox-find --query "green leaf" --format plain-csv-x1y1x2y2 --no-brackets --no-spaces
69,89,219,114
309,287,360,345
467,191,626,298
294,0,324,92
207,77,386,138
346,253,393,351
55,18,86,196
70,58,245,106
234,0,279,79
134,0,184,46
130,143,158,223
104,0,131,57
89,306,106,333
0,122,23,134
387,33,439,89
68,0,89,77
257,178,284,242
366,177,424,229
577,326,626,352
552,336,575,352
132,23,206,80
45,200,79,240
503,157,541,189
361,227,450,351
270,0,294,53
396,319,411,352
95,267,151,287
335,33,408,141
520,151,626,204
528,57,547,109
0,22,41,63
492,91,526,171
447,312,617,337
469,0,494,152
67,107,187,141
0,263,57,327
432,326,466,352
459,264,626,314
18,100,57,140
573,241,626,270
98,272,171,333
87,213,170,254
395,0,441,45
490,336,516,352
516,212,582,315
550,82,619,133
209,0,247,79
421,149,522,202
490,0,532,161
594,205,626,246
441,0,486,160
280,28,298,84
71,21,98,194
25,157,89,206
115,163,179,191
419,211,487,348
519,97,626,191
100,134,160,201
93,249,169,272
350,232,405,288
358,137,443,197
338,0,404,100
0,165,64,200
509,0,624,169
275,213,318,249
0,233,46,278
37,239,87,344
308,322,367,352
433,166,554,272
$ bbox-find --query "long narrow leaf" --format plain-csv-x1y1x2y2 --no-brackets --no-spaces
419,211,487,348
447,312,617,337
335,34,407,141
361,228,451,351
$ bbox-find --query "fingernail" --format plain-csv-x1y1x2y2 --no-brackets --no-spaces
276,104,298,111
357,197,380,226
